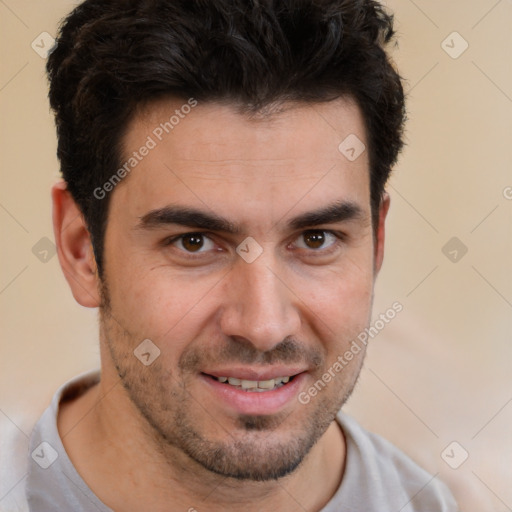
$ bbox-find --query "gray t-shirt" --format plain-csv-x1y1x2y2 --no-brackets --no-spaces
26,371,458,511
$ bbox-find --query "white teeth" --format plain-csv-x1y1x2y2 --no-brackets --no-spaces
257,379,275,389
240,380,258,389
216,376,292,391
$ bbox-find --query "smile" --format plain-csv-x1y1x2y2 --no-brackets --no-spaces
211,375,292,392
200,366,307,415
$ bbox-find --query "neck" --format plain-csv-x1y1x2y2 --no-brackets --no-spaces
58,367,346,512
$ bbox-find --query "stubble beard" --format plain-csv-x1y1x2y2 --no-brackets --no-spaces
98,279,364,482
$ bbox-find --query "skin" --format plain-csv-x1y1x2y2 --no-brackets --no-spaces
53,97,390,512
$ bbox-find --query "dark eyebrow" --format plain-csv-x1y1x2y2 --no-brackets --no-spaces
287,200,366,230
137,206,240,234
136,200,366,233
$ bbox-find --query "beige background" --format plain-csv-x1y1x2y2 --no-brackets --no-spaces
1,1,511,511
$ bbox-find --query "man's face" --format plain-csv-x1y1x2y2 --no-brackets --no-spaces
99,98,381,480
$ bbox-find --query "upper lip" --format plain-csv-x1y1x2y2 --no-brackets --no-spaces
202,366,307,381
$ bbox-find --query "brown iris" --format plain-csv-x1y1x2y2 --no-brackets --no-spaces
303,230,325,249
182,234,204,252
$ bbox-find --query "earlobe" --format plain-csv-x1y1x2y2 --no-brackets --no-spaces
52,181,101,308
374,192,390,274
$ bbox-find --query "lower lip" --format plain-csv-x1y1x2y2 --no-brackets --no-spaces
201,373,307,416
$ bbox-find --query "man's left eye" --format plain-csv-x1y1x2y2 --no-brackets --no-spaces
293,230,339,250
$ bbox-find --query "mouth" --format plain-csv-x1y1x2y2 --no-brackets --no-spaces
203,374,294,392
200,369,306,416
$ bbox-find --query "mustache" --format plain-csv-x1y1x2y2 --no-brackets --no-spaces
179,336,323,371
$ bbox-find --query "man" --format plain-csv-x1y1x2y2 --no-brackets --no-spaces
25,0,458,510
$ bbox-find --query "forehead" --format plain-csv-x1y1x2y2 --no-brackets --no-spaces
129,96,366,163
112,97,370,226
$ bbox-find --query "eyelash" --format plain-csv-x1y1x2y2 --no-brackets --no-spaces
162,230,345,258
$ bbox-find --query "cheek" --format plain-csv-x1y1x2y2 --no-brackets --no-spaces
311,279,372,326
295,257,374,339
108,262,222,346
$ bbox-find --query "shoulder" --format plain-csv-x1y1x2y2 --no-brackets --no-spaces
1,370,101,512
333,411,458,511
0,418,30,511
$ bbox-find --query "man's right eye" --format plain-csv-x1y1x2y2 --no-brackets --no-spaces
164,233,216,253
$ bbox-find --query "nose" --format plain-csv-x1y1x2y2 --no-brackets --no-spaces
218,252,302,353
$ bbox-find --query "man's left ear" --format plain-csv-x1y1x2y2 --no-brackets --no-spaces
374,192,390,274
